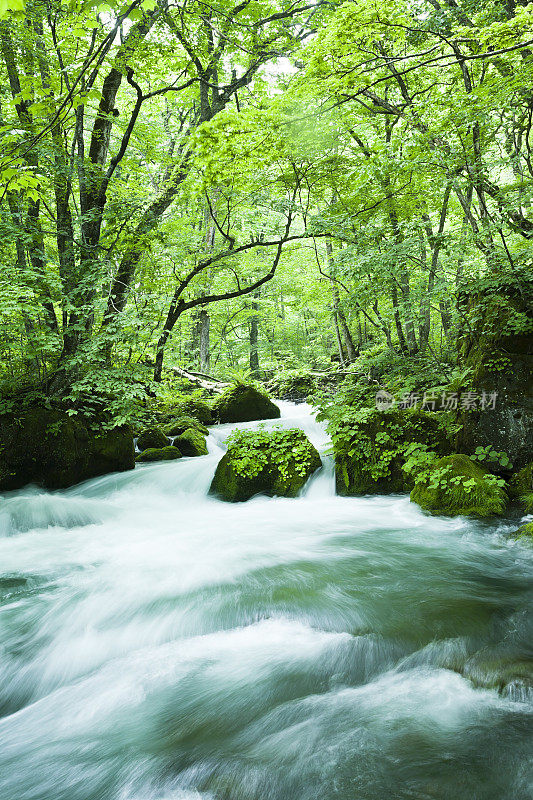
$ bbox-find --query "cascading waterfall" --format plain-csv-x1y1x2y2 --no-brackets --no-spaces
0,402,531,800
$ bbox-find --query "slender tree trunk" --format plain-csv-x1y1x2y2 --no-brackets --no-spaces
249,288,260,376
391,284,408,354
199,309,210,374
333,309,346,364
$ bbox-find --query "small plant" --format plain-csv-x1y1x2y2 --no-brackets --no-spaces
225,427,318,483
471,445,512,470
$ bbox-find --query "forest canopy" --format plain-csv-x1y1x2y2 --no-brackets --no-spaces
0,0,532,414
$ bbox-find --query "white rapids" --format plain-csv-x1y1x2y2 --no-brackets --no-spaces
0,402,531,800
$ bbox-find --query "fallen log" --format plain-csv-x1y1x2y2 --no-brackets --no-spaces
171,366,231,394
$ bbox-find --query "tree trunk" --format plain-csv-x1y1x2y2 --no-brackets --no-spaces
249,288,260,376
391,284,408,354
199,309,210,374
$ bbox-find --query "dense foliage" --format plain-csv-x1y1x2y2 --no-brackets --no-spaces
0,0,532,429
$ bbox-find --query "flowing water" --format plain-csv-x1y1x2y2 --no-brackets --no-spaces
0,402,532,800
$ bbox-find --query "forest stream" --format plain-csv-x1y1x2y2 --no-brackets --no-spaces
0,402,531,800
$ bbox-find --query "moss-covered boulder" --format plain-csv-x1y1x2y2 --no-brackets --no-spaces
173,428,208,457
455,289,533,470
136,445,182,462
165,415,209,437
91,426,136,478
174,398,213,425
136,426,169,451
212,383,281,424
209,428,321,502
334,407,453,496
0,408,135,490
410,454,508,517
509,462,533,513
510,522,533,542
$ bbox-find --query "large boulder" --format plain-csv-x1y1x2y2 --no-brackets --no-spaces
410,454,508,517
136,446,182,462
172,397,213,425
509,462,533,513
165,415,209,437
334,407,453,496
209,428,321,502
455,288,533,470
212,383,281,424
136,426,169,451
173,428,208,457
0,408,134,490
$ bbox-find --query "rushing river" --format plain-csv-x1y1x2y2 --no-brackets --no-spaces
0,403,531,800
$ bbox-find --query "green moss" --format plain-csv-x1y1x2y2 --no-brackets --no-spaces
510,462,533,513
212,383,280,424
165,415,209,437
91,425,135,476
136,445,182,462
334,407,453,496
456,292,533,469
209,428,321,502
410,454,508,517
137,426,169,451
510,522,533,542
174,398,213,425
173,428,208,457
0,409,134,490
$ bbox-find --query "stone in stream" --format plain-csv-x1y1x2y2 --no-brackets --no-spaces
209,428,321,502
161,397,213,425
410,453,508,517
136,445,182,462
165,415,209,437
212,383,281,424
0,408,134,490
510,521,533,542
136,426,169,451
509,461,533,514
172,428,208,457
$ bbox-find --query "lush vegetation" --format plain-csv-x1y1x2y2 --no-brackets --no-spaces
1,0,532,517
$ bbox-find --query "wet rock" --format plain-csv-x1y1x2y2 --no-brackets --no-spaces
172,428,208,457
455,289,533,470
136,426,169,451
0,408,134,490
335,408,453,496
410,454,508,517
209,428,321,502
165,415,209,437
172,398,213,425
212,383,280,424
135,445,182,462
510,521,533,542
509,462,533,513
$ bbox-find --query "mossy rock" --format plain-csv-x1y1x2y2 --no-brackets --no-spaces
510,521,533,542
209,428,321,502
509,462,533,513
136,426,169,451
335,407,453,497
174,398,213,425
173,428,208,457
0,408,134,490
91,426,136,478
212,383,281,424
456,291,533,470
410,454,508,517
165,415,209,437
136,446,182,462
